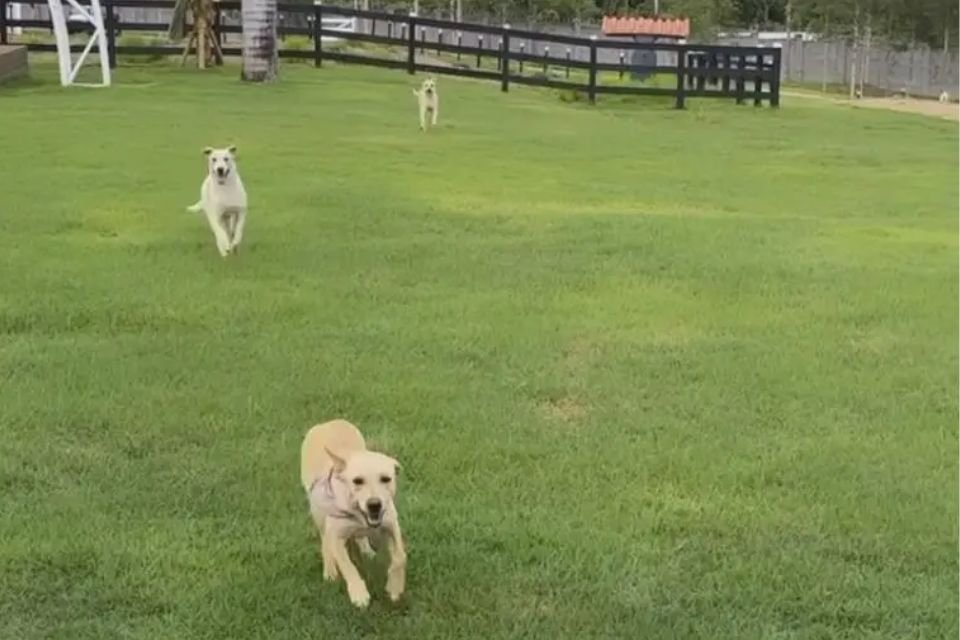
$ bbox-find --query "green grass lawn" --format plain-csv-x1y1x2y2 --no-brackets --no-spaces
1,61,957,640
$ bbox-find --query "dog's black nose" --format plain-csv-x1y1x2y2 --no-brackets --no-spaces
366,498,382,515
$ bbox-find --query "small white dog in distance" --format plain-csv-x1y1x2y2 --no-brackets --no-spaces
301,419,406,608
938,90,950,103
187,146,247,257
413,77,439,131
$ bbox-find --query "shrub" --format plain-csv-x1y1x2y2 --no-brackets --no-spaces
282,35,314,64
117,35,169,64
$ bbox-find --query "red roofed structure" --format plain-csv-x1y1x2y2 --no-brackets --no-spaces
599,15,691,83
601,15,691,39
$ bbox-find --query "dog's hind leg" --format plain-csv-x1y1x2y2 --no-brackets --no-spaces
230,210,246,252
206,212,232,257
224,212,236,239
355,537,376,558
431,103,439,127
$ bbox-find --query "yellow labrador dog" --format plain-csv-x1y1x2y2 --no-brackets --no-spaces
412,77,439,131
300,419,406,608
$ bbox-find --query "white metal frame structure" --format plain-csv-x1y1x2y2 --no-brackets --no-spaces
47,0,111,86
320,16,356,42
313,3,356,44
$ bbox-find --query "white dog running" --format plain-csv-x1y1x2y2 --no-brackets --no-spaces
187,146,248,257
413,78,439,131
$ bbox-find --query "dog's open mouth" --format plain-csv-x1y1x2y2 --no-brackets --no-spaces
362,512,383,528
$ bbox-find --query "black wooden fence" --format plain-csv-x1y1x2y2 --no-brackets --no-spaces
1,0,781,108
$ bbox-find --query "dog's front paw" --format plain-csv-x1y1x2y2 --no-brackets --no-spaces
347,582,371,608
322,564,340,582
386,565,405,602
386,581,404,602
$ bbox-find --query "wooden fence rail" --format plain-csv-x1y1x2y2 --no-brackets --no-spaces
1,0,781,108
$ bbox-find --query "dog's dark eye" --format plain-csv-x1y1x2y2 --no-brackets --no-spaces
380,475,392,484
352,477,365,486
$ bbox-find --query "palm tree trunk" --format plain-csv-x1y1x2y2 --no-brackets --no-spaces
197,11,207,69
241,0,278,82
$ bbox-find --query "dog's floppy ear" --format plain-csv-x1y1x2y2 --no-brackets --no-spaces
203,147,213,156
325,446,348,472
227,145,237,155
390,457,402,475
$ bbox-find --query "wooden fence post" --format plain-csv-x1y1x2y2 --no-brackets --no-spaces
406,13,416,74
500,24,510,92
722,52,730,94
753,53,763,106
587,35,597,104
313,1,322,67
103,0,117,68
736,52,746,104
0,0,8,45
675,45,686,108
770,47,781,107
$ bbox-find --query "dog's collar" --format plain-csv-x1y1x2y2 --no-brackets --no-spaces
309,470,364,523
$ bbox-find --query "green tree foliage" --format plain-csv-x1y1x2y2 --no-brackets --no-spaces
417,0,957,47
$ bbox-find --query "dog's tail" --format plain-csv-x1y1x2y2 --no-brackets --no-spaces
412,88,420,98
186,201,203,213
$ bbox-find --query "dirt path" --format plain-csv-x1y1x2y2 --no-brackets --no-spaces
784,90,959,121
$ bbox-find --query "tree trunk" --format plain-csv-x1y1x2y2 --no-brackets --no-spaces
861,15,871,97
849,2,859,100
197,11,207,70
241,0,278,82
821,11,828,93
784,0,791,80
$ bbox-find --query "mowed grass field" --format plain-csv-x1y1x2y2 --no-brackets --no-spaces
0,62,957,639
